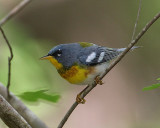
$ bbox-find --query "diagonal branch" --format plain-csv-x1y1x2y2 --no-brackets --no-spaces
0,27,13,97
0,0,31,26
0,94,31,128
57,11,160,128
0,83,49,128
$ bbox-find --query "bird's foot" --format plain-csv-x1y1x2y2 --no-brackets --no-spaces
95,75,104,85
76,93,86,104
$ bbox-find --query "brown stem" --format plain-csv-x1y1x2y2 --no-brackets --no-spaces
131,0,142,41
0,0,31,26
0,94,32,128
0,83,49,128
0,1,48,127
0,0,31,97
0,27,13,97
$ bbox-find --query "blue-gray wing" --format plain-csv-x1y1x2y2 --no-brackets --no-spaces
78,46,123,66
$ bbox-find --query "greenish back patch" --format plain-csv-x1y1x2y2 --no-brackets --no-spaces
78,42,94,48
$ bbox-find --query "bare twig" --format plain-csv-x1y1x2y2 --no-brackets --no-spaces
0,83,49,128
0,0,31,96
0,94,32,128
131,0,142,41
0,27,13,97
0,0,48,127
58,11,160,128
0,0,31,26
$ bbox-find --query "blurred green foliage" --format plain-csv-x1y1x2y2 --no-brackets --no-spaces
0,22,65,104
1,0,160,127
143,78,160,91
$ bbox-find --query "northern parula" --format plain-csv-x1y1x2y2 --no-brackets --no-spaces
41,42,138,103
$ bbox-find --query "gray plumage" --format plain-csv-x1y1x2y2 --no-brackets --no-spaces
47,43,138,68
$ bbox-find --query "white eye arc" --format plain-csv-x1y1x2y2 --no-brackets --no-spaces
56,49,62,57
49,49,62,57
57,54,61,57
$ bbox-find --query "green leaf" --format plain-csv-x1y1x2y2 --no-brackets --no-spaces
142,83,160,91
17,89,61,103
156,78,160,81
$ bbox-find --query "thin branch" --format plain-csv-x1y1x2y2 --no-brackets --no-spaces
0,0,31,26
0,83,49,128
0,0,31,96
0,0,48,127
131,0,142,41
0,27,13,97
0,94,32,128
104,12,160,75
58,12,160,128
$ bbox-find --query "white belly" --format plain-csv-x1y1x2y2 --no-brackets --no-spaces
78,62,110,85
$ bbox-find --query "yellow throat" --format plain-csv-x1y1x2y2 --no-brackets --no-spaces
41,56,63,69
41,56,94,84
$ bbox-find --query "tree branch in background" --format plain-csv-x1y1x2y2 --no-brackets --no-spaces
0,27,13,97
0,0,31,96
0,94,31,128
0,0,31,26
0,1,49,127
0,83,49,128
131,0,142,41
58,11,160,128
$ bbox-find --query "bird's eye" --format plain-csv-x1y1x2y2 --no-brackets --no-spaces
54,49,62,57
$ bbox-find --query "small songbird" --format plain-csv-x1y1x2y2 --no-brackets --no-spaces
41,42,138,103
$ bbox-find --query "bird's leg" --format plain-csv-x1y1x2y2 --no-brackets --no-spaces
76,76,103,104
94,75,103,85
76,93,86,104
76,86,89,104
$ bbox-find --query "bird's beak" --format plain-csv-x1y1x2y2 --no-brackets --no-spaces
40,55,52,60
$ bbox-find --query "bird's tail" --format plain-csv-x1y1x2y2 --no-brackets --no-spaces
117,46,142,52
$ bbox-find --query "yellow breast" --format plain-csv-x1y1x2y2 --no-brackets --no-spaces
46,57,94,84
59,65,94,84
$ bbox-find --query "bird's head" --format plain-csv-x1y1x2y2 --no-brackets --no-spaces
40,43,82,69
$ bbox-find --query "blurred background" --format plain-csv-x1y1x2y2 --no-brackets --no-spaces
0,0,160,128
